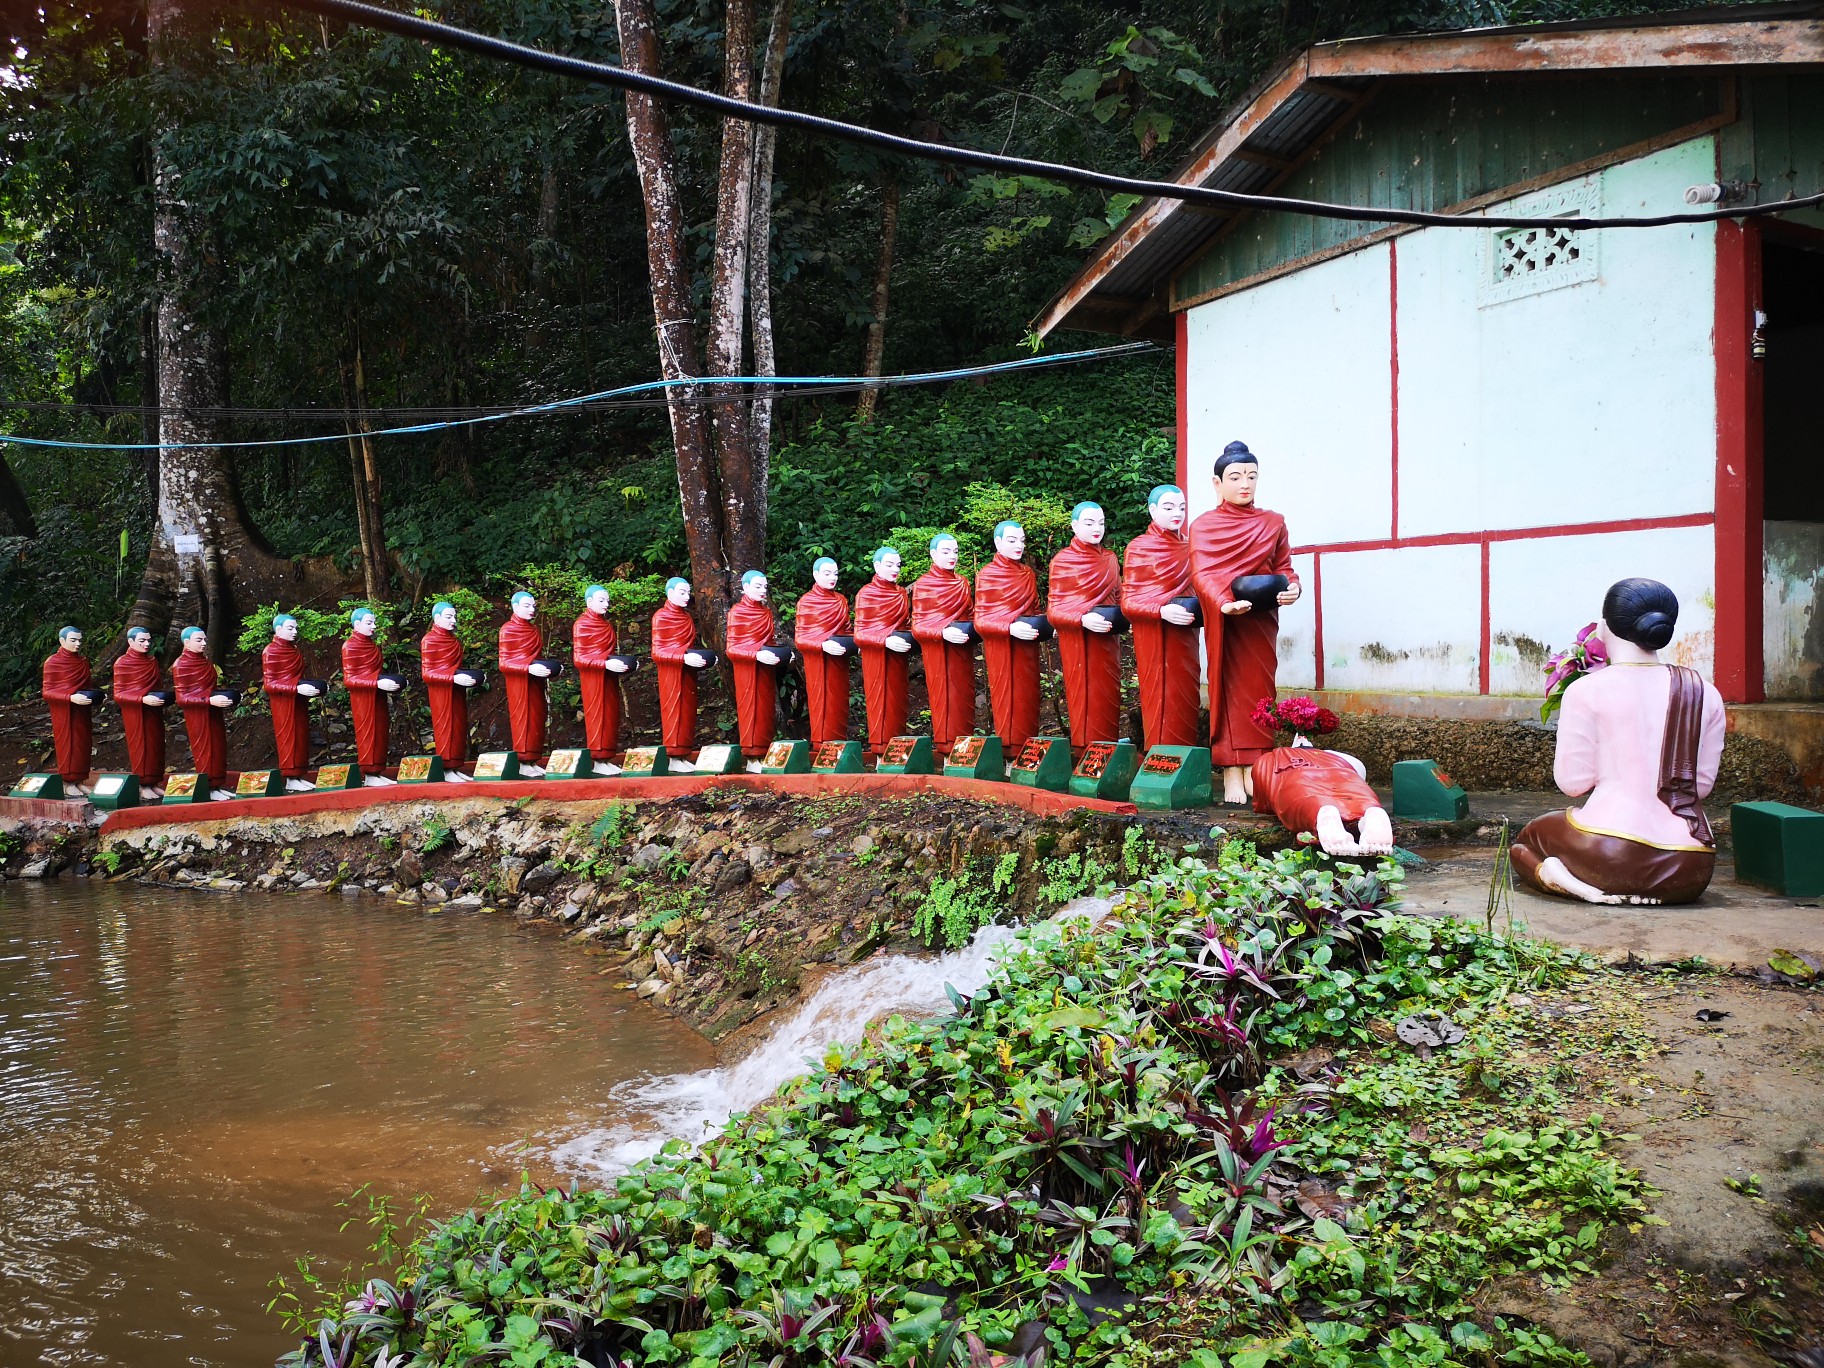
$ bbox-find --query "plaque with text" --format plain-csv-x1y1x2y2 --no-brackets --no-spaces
810,739,864,774
876,735,934,775
472,750,521,782
87,773,139,811
1129,745,1211,810
10,773,60,800
943,734,1005,781
621,746,669,778
395,754,445,784
1008,736,1071,792
1069,740,1139,801
313,763,362,790
542,748,590,780
234,768,284,798
760,739,812,775
161,772,206,804
693,743,743,774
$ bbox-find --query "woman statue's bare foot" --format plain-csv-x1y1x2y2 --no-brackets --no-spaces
1534,856,1623,905
1625,895,1663,906
1313,806,1359,856
1357,807,1395,855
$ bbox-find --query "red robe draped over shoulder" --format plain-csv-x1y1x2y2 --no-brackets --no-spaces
419,626,469,766
1252,747,1376,838
726,597,779,759
975,553,1041,750
262,636,312,778
571,610,622,758
1190,502,1297,766
911,568,976,749
498,616,547,759
1048,537,1122,754
112,649,166,788
853,576,910,752
1122,525,1201,749
794,587,852,748
42,647,93,785
173,649,228,788
651,603,700,755
342,632,389,773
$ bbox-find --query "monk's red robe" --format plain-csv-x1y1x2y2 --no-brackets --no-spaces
342,632,389,773
1252,747,1376,837
853,575,910,752
571,609,623,758
794,586,852,748
1190,502,1297,766
498,616,547,759
726,597,779,759
911,568,976,749
41,647,93,784
1048,537,1123,754
173,649,228,788
975,553,1041,750
419,625,470,765
1122,525,1201,749
112,649,166,788
262,636,312,778
651,603,700,755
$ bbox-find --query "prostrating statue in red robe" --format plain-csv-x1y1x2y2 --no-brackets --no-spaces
854,547,914,754
263,614,323,791
1123,485,1202,751
41,625,95,792
726,570,785,766
573,584,629,775
652,578,714,771
420,601,480,782
172,626,236,800
1190,441,1301,804
343,607,400,786
1048,502,1124,756
1252,741,1393,858
499,592,554,775
794,558,853,749
911,534,977,750
113,626,167,796
976,522,1044,751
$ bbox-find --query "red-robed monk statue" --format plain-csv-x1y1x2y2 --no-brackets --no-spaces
727,571,785,766
343,607,400,786
499,592,554,775
795,557,853,748
42,625,95,793
420,600,479,782
1191,441,1301,805
1048,502,1124,756
1123,484,1202,750
173,626,236,800
652,577,713,771
854,546,914,754
976,521,1044,751
573,584,629,775
113,626,167,797
912,534,977,750
1253,739,1394,858
263,614,322,791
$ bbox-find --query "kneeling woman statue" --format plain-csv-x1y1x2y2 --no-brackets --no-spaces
1512,578,1724,906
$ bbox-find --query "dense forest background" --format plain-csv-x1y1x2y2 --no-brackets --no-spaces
0,0,1753,692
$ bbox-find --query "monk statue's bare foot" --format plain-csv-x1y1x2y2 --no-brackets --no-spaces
669,758,696,773
285,778,316,793
1221,765,1249,805
518,763,545,777
447,770,473,783
593,762,622,777
744,760,764,775
141,787,164,801
1534,856,1623,905
1313,806,1359,856
209,788,236,802
1357,807,1395,855
363,774,396,787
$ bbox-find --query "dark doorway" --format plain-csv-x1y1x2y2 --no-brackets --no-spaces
1761,237,1824,700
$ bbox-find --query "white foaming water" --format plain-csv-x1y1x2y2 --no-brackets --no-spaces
543,900,1108,1179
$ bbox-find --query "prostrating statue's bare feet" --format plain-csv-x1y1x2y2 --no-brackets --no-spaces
363,774,396,787
1625,894,1663,906
1221,765,1250,806
1357,807,1395,856
1533,856,1624,905
1313,806,1359,856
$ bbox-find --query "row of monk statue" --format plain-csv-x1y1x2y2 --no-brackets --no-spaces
39,440,1724,905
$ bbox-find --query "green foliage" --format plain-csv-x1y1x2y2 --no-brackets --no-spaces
419,814,454,856
912,868,1002,950
236,603,346,654
424,587,496,657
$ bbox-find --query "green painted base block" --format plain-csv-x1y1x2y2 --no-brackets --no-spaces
234,769,286,799
620,746,670,778
87,773,140,810
10,773,64,800
760,739,812,775
395,755,447,784
542,748,593,779
811,739,866,774
1009,736,1072,791
1732,800,1824,897
1129,745,1213,810
877,736,936,775
1070,740,1139,801
944,735,1005,781
161,773,212,804
312,763,364,790
472,751,523,781
694,743,745,775
1391,759,1469,821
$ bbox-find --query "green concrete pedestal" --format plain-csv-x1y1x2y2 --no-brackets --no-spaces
234,769,285,799
944,735,1004,781
812,739,865,774
10,773,64,800
1732,801,1824,896
1129,745,1212,810
472,751,522,782
1070,740,1139,801
1009,736,1072,791
542,748,592,780
693,743,744,774
620,746,670,778
396,755,446,784
761,739,812,775
878,736,935,775
87,774,140,810
1391,760,1469,821
161,773,211,804
312,763,363,790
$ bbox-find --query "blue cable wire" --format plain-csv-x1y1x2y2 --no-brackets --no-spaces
0,343,1156,452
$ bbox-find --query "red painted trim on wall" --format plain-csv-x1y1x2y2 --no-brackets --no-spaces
1388,238,1401,542
1312,553,1325,691
1479,541,1492,696
1713,218,1765,704
1291,512,1714,558
1175,309,1189,496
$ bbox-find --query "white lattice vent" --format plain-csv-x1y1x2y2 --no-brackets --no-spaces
1478,177,1600,307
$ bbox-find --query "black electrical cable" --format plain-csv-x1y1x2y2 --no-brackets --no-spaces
278,0,1824,231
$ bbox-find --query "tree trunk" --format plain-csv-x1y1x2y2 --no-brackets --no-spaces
746,0,790,512
343,322,391,600
855,176,901,424
614,0,731,640
0,456,37,538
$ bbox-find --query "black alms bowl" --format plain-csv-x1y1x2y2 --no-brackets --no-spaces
1230,574,1289,612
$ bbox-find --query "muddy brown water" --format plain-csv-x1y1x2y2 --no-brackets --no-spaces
0,881,715,1368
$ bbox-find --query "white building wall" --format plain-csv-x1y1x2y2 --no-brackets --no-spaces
1322,544,1484,694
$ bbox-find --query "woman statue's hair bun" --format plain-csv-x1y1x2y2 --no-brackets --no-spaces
1601,577,1679,651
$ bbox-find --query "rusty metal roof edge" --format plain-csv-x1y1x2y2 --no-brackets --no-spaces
1315,0,1824,54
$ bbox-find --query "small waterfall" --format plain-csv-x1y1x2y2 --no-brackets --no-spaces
544,899,1109,1178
